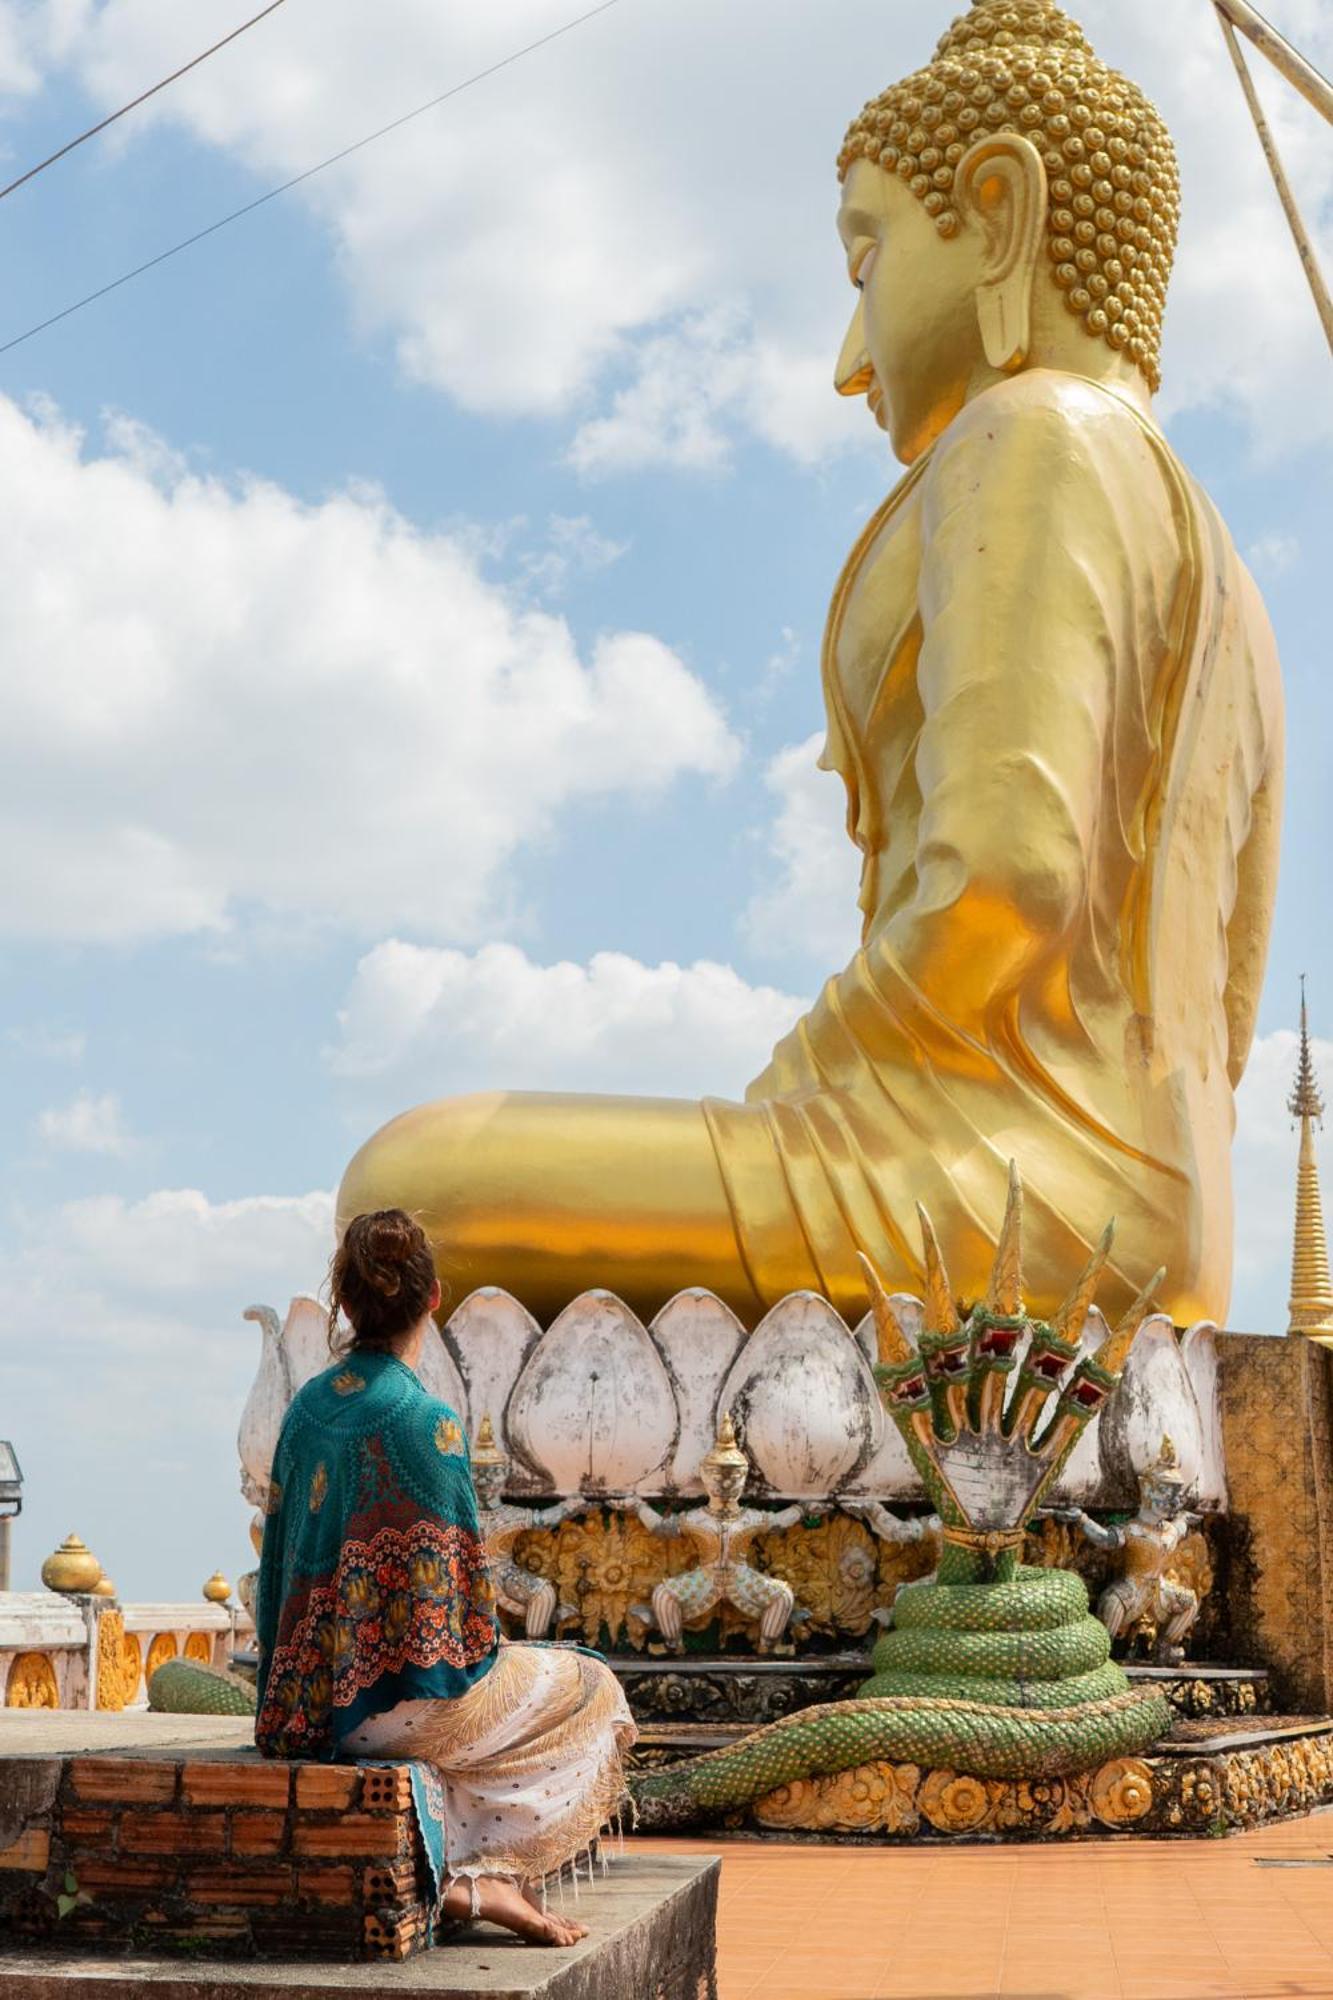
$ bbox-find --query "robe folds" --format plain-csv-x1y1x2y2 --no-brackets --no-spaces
705,371,1283,1327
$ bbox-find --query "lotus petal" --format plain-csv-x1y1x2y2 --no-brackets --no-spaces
649,1290,746,1494
444,1288,541,1478
238,1305,287,1508
507,1290,677,1494
1181,1321,1227,1509
1098,1314,1203,1503
282,1295,333,1394
721,1293,877,1497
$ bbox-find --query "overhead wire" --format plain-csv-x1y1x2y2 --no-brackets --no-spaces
0,0,292,205
0,0,626,360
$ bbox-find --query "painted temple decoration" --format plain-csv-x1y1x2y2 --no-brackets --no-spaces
238,1282,1229,1517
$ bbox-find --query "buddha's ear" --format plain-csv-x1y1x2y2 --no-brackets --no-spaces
956,133,1047,374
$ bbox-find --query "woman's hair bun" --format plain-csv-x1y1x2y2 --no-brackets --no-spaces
329,1209,438,1352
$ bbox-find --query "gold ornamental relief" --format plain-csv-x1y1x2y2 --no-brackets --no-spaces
144,1633,178,1681
119,1632,144,1705
6,1652,60,1709
756,1760,922,1835
918,1770,1001,1835
513,1513,693,1649
758,1515,877,1636
95,1611,127,1712
184,1632,214,1666
1088,1758,1154,1827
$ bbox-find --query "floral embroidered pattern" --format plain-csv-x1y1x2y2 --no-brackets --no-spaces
331,1369,366,1397
434,1417,464,1457
309,1464,329,1513
256,1518,495,1757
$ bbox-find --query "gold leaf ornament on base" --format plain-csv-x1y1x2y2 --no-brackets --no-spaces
6,1652,60,1708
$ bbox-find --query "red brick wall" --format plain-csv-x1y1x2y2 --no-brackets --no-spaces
0,1755,431,1960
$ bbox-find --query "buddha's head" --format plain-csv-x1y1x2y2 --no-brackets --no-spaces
836,0,1179,462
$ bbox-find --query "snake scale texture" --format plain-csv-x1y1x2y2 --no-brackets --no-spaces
631,1565,1172,1828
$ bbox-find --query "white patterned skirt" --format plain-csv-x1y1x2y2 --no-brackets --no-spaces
340,1643,636,1887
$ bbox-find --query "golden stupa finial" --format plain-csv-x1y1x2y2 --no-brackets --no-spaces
472,1413,507,1467
857,1252,917,1367
1286,980,1333,1338
985,1161,1024,1318
916,1203,961,1337
1289,976,1325,1125
202,1571,232,1606
1050,1220,1116,1345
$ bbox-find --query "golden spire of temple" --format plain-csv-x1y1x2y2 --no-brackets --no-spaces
1287,978,1333,1341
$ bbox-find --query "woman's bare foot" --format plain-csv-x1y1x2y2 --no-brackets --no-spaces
439,1875,588,1947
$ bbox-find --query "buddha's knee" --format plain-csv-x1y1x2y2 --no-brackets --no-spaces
337,1092,511,1234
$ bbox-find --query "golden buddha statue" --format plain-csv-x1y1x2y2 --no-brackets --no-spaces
340,0,1283,1331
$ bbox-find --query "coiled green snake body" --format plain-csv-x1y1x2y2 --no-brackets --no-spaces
631,1561,1172,1826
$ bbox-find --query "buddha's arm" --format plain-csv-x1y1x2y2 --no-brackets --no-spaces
885,384,1177,1029
1223,608,1284,1087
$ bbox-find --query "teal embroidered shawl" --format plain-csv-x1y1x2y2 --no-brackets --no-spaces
255,1348,498,1759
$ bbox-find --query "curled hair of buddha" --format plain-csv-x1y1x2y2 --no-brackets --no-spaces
839,0,1179,392
328,1208,438,1353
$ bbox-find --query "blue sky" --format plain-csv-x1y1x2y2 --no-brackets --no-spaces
0,0,1330,1601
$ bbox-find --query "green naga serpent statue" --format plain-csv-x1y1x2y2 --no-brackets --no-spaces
632,1165,1175,1828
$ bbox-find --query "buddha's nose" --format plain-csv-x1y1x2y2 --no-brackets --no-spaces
835,302,875,398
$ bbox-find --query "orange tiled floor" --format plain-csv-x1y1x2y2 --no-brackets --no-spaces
633,1809,1333,2000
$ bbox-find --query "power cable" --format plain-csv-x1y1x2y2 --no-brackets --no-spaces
0,0,625,360
0,0,292,205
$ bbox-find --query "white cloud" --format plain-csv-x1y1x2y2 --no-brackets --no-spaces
7,1025,85,1063
0,1185,333,1597
519,513,628,597
742,733,862,975
5,0,1326,463
0,393,737,944
1230,1026,1333,1332
1246,532,1301,578
35,1089,132,1156
331,939,807,1098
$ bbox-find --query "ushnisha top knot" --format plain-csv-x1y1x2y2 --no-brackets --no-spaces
838,0,1178,392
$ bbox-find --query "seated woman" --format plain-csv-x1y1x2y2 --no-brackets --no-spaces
254,1208,635,1947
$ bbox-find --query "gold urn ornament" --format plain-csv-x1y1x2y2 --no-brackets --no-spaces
41,1533,103,1596
202,1571,232,1606
92,1576,118,1601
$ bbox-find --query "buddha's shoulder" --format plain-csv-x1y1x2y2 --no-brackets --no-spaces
933,369,1170,470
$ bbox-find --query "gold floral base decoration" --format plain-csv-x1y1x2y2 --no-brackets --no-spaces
748,1729,1333,1840
5,1652,60,1709
755,1755,1155,1838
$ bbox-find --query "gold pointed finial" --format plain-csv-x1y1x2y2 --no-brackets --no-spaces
857,1252,916,1366
1050,1220,1116,1344
202,1571,232,1606
1289,976,1325,1125
472,1413,507,1467
1286,980,1333,1336
916,1204,961,1336
1090,1266,1166,1378
985,1161,1024,1317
